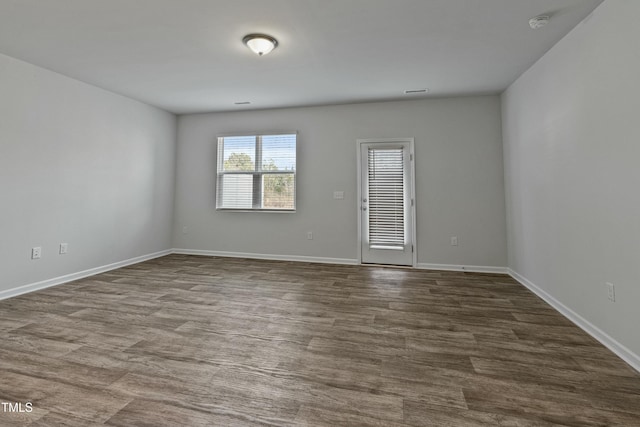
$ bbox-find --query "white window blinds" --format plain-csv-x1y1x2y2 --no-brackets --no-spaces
367,148,405,249
216,133,296,211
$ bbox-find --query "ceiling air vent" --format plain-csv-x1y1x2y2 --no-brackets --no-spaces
404,89,428,95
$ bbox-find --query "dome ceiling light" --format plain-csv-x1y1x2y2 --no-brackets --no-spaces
243,34,278,56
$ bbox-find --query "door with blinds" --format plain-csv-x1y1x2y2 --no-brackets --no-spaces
359,139,415,266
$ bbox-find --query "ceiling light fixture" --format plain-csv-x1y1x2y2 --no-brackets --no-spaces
243,34,278,56
529,15,550,29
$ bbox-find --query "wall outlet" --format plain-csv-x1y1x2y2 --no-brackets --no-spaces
59,243,68,254
182,226,188,234
307,231,313,240
451,236,458,246
31,247,42,259
606,282,615,302
333,191,345,200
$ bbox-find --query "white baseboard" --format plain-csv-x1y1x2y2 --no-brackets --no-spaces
0,249,173,301
172,248,359,266
174,251,508,274
508,269,640,374
417,263,508,274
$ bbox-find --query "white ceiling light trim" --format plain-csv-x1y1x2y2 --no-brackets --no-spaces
243,34,278,56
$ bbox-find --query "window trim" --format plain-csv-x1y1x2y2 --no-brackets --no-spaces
216,131,297,212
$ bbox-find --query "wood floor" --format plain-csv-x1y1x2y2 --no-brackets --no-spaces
0,255,639,426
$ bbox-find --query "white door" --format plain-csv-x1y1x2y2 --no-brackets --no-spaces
358,139,415,266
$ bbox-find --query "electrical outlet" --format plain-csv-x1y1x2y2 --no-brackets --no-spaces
606,282,615,302
333,191,345,200
182,226,188,234
307,231,313,240
31,247,42,259
59,243,68,254
451,236,458,246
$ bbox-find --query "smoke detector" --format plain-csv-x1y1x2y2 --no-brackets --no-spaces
529,15,550,29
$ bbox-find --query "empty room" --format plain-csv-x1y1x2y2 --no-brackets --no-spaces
1,0,639,425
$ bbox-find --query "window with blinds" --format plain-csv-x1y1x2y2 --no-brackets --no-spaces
216,133,296,211
367,148,405,249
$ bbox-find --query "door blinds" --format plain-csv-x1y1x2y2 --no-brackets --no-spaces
367,148,405,249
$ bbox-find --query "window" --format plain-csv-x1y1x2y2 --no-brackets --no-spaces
216,133,296,211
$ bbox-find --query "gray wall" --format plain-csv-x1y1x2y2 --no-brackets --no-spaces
0,53,177,293
502,1,640,357
173,96,507,268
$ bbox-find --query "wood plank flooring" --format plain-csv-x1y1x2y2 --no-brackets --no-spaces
1,254,639,426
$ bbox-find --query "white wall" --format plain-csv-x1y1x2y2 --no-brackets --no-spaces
173,97,507,268
0,53,177,294
502,0,640,361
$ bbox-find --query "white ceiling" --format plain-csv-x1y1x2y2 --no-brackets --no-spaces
0,0,603,114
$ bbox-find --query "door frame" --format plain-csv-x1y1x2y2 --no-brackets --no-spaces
356,138,417,267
